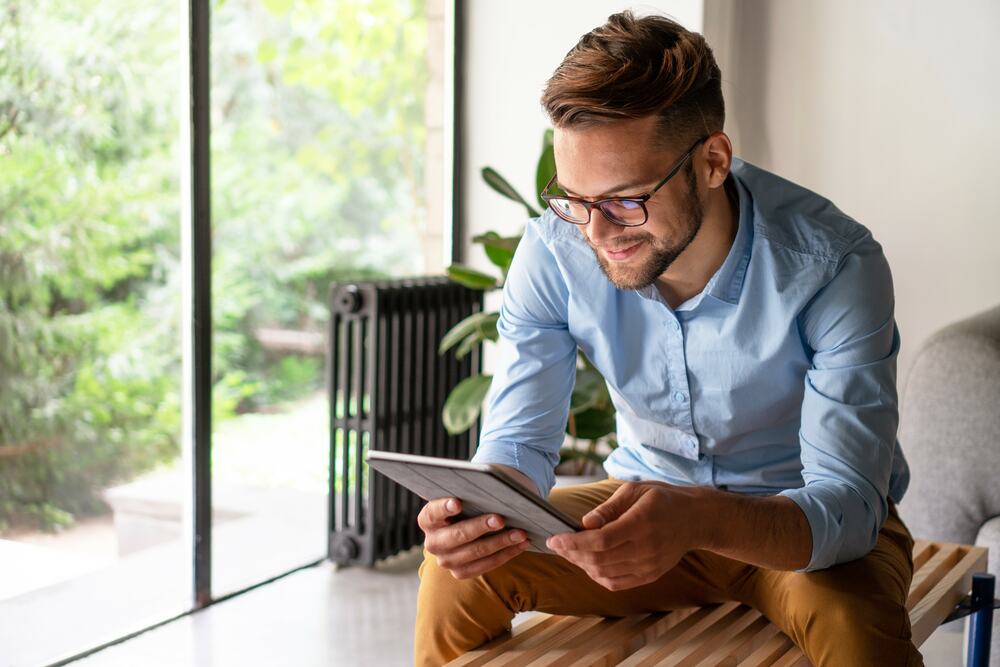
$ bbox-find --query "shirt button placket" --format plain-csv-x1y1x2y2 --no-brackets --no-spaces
672,319,698,460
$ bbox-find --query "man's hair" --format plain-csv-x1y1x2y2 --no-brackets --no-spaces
541,11,724,151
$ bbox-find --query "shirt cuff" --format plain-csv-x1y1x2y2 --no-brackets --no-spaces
780,483,857,572
471,440,557,497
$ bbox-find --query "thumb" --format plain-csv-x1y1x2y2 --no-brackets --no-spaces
582,483,641,529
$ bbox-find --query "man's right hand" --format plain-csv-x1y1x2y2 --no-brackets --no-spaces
418,497,531,579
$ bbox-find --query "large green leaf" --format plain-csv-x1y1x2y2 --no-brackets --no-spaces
439,311,499,355
570,366,606,415
535,128,556,212
454,330,484,359
472,231,521,275
568,405,616,440
481,167,540,218
442,374,493,435
446,264,498,290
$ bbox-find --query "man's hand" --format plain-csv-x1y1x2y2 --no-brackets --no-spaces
545,481,701,591
418,498,531,580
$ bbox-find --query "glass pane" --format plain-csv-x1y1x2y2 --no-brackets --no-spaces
0,1,188,663
210,0,446,594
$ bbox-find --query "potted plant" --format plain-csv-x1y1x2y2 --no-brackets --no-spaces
439,130,617,482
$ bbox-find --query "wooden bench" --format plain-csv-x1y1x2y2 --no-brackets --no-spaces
446,540,991,666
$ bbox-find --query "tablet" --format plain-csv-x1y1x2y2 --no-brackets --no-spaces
365,450,582,554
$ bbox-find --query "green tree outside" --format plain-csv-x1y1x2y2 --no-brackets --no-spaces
0,0,430,532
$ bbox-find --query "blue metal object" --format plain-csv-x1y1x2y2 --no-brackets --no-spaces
967,573,995,667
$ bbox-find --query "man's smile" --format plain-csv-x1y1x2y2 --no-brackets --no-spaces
602,241,644,261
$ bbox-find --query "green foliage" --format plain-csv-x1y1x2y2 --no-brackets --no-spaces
445,264,499,290
473,232,520,280
481,167,540,219
535,129,556,211
0,0,431,532
438,312,499,359
0,0,183,532
440,131,618,469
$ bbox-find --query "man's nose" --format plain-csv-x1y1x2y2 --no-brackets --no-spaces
584,207,621,246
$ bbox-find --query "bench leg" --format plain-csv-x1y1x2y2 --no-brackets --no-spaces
967,573,995,667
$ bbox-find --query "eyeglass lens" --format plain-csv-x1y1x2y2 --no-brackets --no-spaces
548,197,646,226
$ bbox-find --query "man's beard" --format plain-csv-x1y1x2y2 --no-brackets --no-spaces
589,166,704,291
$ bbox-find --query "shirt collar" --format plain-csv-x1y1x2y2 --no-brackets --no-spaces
703,169,754,305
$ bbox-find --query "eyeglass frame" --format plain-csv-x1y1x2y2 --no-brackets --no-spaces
540,135,710,227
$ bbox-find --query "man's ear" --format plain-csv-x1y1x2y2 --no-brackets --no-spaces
702,132,733,189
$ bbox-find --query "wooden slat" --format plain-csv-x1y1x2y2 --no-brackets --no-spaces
768,649,811,667
545,613,678,667
661,607,763,667
911,539,936,571
909,544,988,645
481,616,604,667
739,633,796,667
906,542,962,610
618,603,743,666
447,615,562,666
695,615,780,665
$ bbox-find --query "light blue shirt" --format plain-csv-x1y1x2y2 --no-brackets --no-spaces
471,158,910,572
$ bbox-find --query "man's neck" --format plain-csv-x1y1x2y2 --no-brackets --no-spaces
655,177,738,309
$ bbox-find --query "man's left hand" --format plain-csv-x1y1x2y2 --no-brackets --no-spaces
545,481,703,591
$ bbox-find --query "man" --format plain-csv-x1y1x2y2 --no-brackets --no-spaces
416,11,919,666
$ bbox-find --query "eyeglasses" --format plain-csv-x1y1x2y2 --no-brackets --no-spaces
540,136,709,227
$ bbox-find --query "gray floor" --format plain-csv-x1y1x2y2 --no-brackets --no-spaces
70,551,423,667
67,550,965,667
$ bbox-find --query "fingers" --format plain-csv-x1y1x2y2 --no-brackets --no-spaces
417,497,462,532
443,540,532,580
553,545,657,591
552,540,638,570
549,483,651,553
581,482,642,529
547,520,632,553
424,512,509,554
418,499,533,578
436,528,529,574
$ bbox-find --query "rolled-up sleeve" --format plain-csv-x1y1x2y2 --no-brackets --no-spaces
780,233,900,571
470,221,577,497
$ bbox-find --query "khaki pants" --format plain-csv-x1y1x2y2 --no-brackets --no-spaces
415,479,923,666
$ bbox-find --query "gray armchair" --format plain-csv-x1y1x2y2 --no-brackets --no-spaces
899,304,1000,663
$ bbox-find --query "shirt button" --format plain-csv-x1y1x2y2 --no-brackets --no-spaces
674,391,687,403
671,320,681,331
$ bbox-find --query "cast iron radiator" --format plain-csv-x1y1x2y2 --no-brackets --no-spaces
327,278,484,566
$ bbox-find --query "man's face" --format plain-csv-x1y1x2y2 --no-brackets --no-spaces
552,116,703,290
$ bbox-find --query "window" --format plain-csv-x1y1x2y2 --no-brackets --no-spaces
0,0,453,662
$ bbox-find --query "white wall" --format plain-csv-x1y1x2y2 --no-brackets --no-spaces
703,0,1000,388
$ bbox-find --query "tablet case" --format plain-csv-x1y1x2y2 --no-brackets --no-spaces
365,451,582,554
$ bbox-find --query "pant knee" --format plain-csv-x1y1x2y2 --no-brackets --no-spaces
415,552,519,666
785,591,919,666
